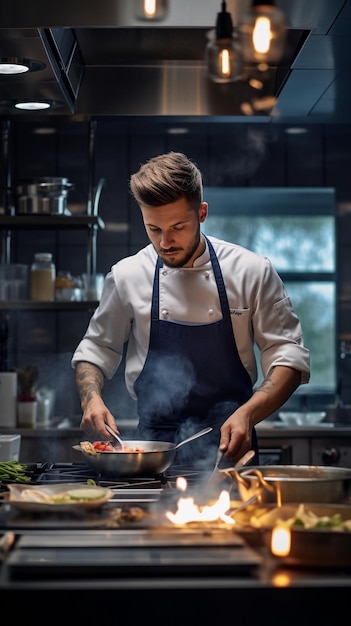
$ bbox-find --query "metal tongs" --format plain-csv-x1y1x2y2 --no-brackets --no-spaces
105,423,124,448
206,448,255,492
206,449,225,490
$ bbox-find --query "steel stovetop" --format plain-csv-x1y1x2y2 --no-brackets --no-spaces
0,461,262,579
0,460,239,521
34,460,193,487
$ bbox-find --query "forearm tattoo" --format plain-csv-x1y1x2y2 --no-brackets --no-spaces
256,367,276,395
75,362,105,407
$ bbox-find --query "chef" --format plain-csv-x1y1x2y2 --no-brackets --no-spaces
72,151,310,468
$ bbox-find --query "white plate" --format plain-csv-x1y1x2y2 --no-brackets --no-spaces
6,482,114,514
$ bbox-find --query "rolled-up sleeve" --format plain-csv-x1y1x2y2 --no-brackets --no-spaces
71,271,131,379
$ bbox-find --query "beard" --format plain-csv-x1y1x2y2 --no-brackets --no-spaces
158,232,203,268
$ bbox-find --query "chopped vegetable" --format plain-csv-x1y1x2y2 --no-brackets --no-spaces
0,461,31,483
63,487,107,501
93,441,114,452
16,485,110,504
92,441,145,453
251,504,351,532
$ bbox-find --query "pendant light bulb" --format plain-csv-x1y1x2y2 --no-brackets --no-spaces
206,1,242,83
144,0,157,18
134,0,168,21
240,0,287,65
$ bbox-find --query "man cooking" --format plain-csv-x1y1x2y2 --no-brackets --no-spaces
71,151,310,468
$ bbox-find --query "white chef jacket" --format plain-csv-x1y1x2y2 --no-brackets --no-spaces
71,235,310,399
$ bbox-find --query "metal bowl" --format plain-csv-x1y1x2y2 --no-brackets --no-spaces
224,464,351,504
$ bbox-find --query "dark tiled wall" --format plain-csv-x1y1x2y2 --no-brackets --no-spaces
1,117,351,418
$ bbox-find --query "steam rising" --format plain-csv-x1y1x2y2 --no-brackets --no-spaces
136,353,195,419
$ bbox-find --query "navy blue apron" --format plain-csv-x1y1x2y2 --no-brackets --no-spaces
134,237,259,468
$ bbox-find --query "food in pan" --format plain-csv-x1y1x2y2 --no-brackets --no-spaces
16,486,109,504
6,482,114,513
80,440,145,454
250,503,351,531
80,441,98,455
105,506,146,528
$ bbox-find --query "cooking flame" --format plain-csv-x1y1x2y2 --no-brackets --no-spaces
175,476,187,492
166,488,235,525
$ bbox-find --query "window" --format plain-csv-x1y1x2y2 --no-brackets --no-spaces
202,187,336,395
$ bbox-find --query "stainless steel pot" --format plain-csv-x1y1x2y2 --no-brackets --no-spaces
16,177,74,215
221,464,351,504
73,427,212,477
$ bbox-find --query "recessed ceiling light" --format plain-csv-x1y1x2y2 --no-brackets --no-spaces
15,101,51,110
0,99,64,112
0,62,29,74
0,57,46,74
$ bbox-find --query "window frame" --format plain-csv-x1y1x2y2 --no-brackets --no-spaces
202,186,337,406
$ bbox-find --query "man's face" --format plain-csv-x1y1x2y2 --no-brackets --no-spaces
141,198,208,268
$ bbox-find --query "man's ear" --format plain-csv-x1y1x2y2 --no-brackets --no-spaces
199,202,208,223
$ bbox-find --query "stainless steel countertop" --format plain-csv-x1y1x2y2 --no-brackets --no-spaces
256,422,351,438
3,422,351,438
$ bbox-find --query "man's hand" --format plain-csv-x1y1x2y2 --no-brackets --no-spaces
219,404,253,463
80,394,118,439
219,365,301,463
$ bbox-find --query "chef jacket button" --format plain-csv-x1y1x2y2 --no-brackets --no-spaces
208,308,214,315
162,270,167,276
161,309,169,317
205,271,210,279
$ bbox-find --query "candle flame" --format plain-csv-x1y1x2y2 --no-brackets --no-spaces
271,525,291,557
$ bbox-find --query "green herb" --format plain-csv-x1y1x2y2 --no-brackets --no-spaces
0,461,31,483
315,514,343,529
292,518,305,527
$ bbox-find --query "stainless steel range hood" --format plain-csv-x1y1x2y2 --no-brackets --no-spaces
0,23,307,118
0,0,350,121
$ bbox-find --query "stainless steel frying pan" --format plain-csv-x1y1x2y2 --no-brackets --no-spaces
73,426,213,477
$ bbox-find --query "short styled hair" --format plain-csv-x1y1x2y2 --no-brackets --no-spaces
129,151,203,208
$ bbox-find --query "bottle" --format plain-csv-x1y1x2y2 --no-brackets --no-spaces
30,252,56,301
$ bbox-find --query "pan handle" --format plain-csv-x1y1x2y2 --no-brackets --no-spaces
174,426,213,450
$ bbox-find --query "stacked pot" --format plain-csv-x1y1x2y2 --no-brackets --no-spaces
15,177,74,215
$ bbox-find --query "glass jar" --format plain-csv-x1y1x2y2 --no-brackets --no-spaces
30,252,56,301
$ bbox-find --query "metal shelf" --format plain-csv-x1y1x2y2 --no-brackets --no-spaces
0,214,105,229
0,300,98,311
